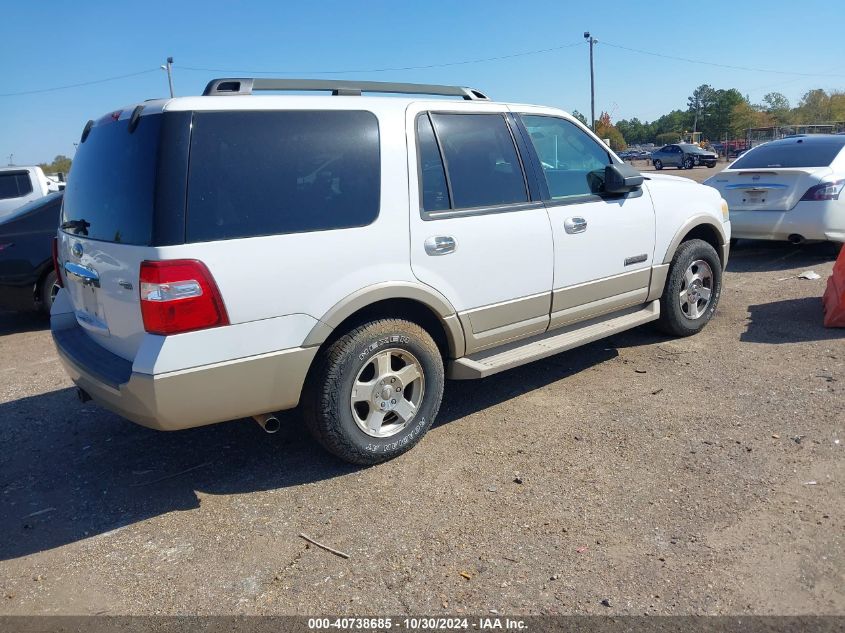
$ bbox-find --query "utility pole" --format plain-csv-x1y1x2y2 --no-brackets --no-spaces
162,56,175,98
584,32,597,131
7,153,12,166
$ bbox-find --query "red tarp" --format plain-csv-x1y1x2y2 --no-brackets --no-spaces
823,245,845,327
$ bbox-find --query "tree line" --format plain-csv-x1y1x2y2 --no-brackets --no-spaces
585,87,845,150
38,154,72,176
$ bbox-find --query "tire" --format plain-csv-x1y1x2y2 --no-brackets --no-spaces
657,239,722,337
683,156,694,169
302,318,444,465
653,159,663,170
707,163,716,168
39,270,60,315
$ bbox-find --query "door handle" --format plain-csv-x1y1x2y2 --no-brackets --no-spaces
424,236,456,256
564,217,587,234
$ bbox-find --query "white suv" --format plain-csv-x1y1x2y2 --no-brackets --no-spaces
52,79,731,464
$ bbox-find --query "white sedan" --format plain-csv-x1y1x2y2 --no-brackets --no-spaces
705,135,845,243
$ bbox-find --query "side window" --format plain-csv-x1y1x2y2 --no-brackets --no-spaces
187,110,380,242
428,113,528,210
416,114,450,212
0,172,33,200
520,115,610,200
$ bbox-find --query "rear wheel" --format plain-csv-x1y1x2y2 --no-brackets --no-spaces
683,156,694,169
39,270,60,315
658,239,722,337
653,159,663,170
303,318,444,465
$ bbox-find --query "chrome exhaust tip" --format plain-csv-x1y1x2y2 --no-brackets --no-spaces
253,413,281,434
788,234,805,245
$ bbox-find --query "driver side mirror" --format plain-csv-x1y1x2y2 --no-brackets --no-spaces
603,163,644,194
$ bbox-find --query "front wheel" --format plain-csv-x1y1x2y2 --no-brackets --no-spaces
653,159,663,170
683,156,694,169
657,239,722,337
302,318,444,465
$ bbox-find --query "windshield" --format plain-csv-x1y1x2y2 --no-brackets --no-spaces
61,114,162,244
731,138,845,169
0,191,62,225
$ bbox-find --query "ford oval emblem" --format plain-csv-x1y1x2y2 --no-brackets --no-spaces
72,243,83,258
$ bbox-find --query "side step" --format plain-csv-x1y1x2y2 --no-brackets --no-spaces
448,301,660,380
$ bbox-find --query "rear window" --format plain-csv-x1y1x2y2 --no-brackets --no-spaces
62,115,162,244
186,110,380,242
732,139,845,169
0,171,34,200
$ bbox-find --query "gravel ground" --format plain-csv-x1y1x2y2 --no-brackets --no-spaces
0,167,843,615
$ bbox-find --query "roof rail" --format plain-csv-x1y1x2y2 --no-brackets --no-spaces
202,78,490,100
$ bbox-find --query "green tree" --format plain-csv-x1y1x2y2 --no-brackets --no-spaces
796,89,832,123
707,89,745,140
762,92,791,124
687,84,717,133
39,154,72,176
831,92,845,120
616,118,653,145
570,109,589,126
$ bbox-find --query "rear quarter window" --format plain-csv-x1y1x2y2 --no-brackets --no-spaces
732,139,845,169
186,110,380,242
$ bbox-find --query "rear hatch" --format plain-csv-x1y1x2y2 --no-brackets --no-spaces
59,107,187,361
711,167,831,212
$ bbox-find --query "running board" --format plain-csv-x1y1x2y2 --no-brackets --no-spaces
448,301,660,380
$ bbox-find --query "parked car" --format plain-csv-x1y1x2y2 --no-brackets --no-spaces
51,78,730,464
0,166,57,222
0,192,62,313
652,143,718,170
705,135,845,243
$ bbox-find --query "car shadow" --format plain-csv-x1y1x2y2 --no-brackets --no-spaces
0,310,49,336
728,240,840,273
741,296,843,344
0,342,623,562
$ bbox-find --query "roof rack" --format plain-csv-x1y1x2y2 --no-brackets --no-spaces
201,78,490,100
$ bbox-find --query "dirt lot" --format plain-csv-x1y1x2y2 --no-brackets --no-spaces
0,168,843,615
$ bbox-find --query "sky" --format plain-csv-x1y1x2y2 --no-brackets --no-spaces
1,0,844,165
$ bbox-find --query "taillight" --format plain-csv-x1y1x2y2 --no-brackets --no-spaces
801,179,845,201
51,237,64,287
139,260,229,335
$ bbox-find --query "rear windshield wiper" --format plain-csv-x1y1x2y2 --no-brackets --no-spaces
60,219,90,235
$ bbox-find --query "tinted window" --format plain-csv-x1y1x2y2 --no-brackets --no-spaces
429,113,527,209
520,115,610,199
0,171,33,200
187,111,380,242
731,138,845,169
62,115,161,244
416,114,450,212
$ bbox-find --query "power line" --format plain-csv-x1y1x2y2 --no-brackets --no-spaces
0,68,160,97
600,41,845,78
176,41,585,75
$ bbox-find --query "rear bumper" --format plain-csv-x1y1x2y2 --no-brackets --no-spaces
51,313,317,431
730,201,845,242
